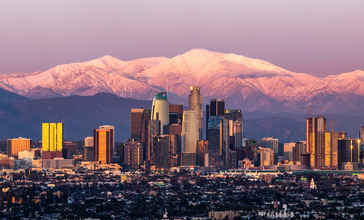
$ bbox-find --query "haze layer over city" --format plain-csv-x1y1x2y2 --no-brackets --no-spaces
1,1,364,219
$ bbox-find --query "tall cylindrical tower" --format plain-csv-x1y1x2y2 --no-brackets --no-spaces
189,86,203,140
151,92,169,134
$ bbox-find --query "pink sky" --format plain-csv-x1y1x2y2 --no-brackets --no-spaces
1,0,364,77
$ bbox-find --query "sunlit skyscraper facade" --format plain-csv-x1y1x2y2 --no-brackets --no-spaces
7,137,31,157
181,110,199,153
306,116,327,167
94,127,114,164
42,123,63,152
189,86,203,140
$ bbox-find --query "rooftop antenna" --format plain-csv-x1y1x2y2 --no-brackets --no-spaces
331,120,338,132
302,105,327,118
167,78,169,98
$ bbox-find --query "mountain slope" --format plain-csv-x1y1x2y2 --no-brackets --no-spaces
0,93,151,141
0,49,363,113
0,88,28,102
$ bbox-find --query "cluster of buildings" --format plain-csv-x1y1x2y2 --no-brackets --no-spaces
2,86,364,219
1,86,364,172
123,86,243,171
284,116,364,170
121,86,364,172
235,117,364,171
1,166,364,219
1,124,114,169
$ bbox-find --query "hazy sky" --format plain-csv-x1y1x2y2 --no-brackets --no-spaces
1,0,364,77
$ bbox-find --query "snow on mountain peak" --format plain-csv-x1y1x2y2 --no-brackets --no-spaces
0,49,363,114
178,49,294,78
85,55,126,70
326,70,364,81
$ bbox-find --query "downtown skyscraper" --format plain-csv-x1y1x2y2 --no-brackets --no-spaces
306,116,327,167
225,109,243,149
130,108,151,140
42,123,63,152
181,110,199,153
94,126,114,164
338,138,360,169
189,86,203,140
260,137,279,154
151,92,169,134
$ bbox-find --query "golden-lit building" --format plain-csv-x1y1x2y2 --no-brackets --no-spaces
42,123,63,152
306,116,327,167
324,131,340,168
324,132,332,167
94,127,114,164
196,140,208,166
7,137,31,157
259,147,274,167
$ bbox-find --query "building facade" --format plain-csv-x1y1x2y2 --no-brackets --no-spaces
283,142,295,161
147,120,160,165
151,92,169,134
181,110,199,153
260,147,274,167
360,125,364,143
306,116,327,167
292,141,306,163
7,137,31,157
169,104,183,124
99,125,115,151
226,109,243,149
338,138,360,169
94,127,114,164
196,140,208,166
42,123,63,152
124,141,143,169
260,137,279,154
189,86,203,140
153,135,170,171
131,108,151,140
84,137,94,147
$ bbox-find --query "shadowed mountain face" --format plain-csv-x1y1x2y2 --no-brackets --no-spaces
0,92,363,143
0,49,363,114
0,87,28,102
0,93,151,142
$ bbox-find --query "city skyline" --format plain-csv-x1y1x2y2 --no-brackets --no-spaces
1,1,364,77
1,84,364,219
1,1,364,219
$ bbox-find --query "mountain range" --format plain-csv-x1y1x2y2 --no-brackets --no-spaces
1,49,364,114
0,49,363,143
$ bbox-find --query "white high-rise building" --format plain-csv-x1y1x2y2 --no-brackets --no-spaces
225,109,243,148
284,142,296,161
84,137,94,147
189,86,203,140
260,147,274,167
260,137,279,154
181,110,199,153
151,92,169,134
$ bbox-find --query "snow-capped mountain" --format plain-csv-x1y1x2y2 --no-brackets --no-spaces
1,49,363,113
